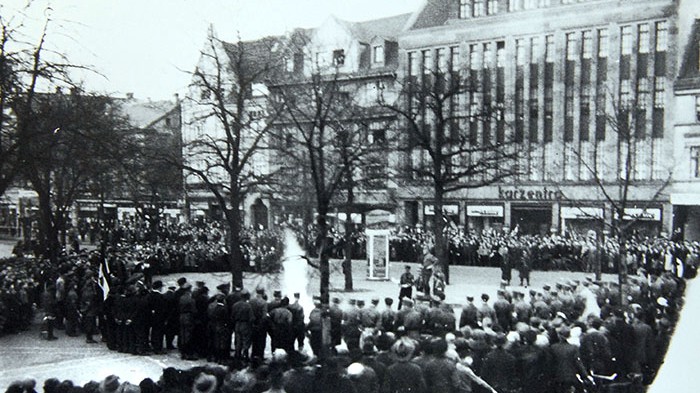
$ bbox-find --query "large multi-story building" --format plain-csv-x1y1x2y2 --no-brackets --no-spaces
183,1,700,240
392,0,700,238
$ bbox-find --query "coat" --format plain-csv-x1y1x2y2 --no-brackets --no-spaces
381,361,426,393
549,341,587,383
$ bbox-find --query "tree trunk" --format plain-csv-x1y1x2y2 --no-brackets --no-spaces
317,213,331,305
433,183,450,285
343,181,354,291
228,189,244,289
37,188,59,264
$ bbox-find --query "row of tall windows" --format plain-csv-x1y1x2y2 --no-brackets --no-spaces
405,20,669,147
461,0,610,19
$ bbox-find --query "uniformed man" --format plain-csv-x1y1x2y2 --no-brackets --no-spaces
178,283,197,360
288,292,305,351
268,296,293,353
307,296,324,356
329,297,343,346
343,299,362,350
459,296,479,329
250,287,268,360
398,265,414,311
231,289,254,360
379,297,396,332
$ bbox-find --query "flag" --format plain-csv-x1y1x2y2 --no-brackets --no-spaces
98,260,110,301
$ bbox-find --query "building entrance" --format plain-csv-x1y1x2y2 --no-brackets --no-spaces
511,205,552,235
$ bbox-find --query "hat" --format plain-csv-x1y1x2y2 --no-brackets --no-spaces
120,382,140,393
349,299,357,305
557,326,571,339
384,297,394,305
192,373,217,393
256,287,265,294
332,297,341,304
405,265,411,270
151,281,163,290
542,285,551,291
177,277,187,286
222,371,256,393
273,290,282,298
293,292,300,298
181,282,192,290
391,337,416,362
357,300,365,306
99,375,121,393
216,283,229,292
481,293,490,301
402,298,414,307
371,297,379,305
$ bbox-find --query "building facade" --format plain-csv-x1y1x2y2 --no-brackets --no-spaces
391,0,700,238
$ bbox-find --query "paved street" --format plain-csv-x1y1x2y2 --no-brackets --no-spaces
0,260,619,389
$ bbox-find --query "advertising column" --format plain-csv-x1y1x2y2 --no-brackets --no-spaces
366,229,390,281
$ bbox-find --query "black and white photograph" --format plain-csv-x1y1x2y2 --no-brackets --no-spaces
0,0,699,392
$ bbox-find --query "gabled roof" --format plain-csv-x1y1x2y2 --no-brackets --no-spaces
221,36,287,82
351,13,412,42
119,98,178,129
404,0,452,31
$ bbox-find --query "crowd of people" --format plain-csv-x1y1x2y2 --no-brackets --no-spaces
1,217,699,393
4,264,690,393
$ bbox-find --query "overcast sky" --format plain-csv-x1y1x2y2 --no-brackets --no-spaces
3,0,423,101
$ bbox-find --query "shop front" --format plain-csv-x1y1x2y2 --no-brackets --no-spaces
619,207,663,238
423,203,460,230
466,204,504,233
672,193,700,241
511,204,553,235
560,206,605,238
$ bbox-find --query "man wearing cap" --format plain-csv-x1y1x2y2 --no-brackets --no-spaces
288,292,305,351
477,294,496,325
379,297,396,332
398,265,414,311
493,290,514,332
250,287,268,359
146,280,167,353
231,289,254,360
307,296,323,356
178,283,197,360
269,296,293,353
343,299,362,350
163,282,178,350
207,291,230,363
459,296,479,329
550,326,591,392
329,297,343,346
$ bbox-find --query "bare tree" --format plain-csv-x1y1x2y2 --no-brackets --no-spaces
178,30,283,287
15,88,128,261
381,66,522,283
561,89,672,303
269,41,389,301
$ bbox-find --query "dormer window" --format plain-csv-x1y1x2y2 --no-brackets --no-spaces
333,49,345,66
373,45,384,64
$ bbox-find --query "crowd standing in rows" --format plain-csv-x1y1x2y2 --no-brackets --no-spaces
1,218,698,393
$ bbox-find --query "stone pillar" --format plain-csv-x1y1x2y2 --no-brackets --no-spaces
504,201,512,229
459,200,467,226
551,202,560,234
662,202,673,238
417,200,425,227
